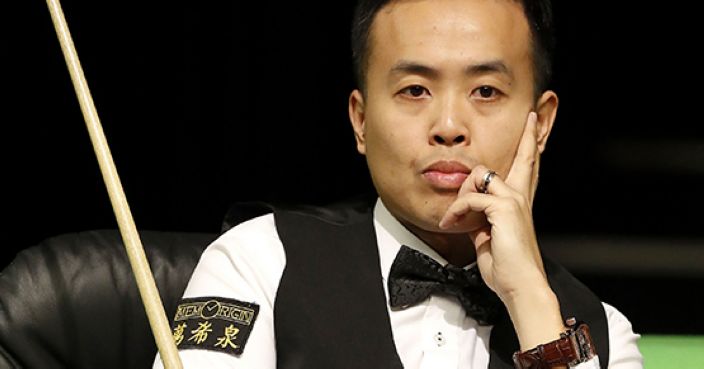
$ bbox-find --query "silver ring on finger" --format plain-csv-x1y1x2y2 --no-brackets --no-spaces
480,170,497,193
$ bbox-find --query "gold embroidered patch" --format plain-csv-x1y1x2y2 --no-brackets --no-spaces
171,297,260,356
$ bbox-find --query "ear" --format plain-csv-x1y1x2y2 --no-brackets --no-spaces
348,89,367,155
535,90,559,153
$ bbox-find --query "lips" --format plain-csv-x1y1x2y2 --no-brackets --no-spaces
422,161,471,190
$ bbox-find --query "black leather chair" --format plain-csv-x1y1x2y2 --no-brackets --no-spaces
0,199,368,368
0,230,216,369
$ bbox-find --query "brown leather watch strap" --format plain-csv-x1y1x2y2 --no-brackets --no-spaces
512,319,595,369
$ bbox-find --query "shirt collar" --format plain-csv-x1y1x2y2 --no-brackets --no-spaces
374,198,452,282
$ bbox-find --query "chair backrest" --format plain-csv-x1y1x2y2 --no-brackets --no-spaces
0,230,215,369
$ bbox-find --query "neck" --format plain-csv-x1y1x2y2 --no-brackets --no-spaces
402,221,476,266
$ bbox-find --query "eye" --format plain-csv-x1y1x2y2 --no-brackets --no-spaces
399,85,430,98
471,85,502,101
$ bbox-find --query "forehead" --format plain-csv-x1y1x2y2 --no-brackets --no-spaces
368,0,532,77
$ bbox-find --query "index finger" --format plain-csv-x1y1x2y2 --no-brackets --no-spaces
504,111,538,196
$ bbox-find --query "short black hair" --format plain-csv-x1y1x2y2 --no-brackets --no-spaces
351,0,555,98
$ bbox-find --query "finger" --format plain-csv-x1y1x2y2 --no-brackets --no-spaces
438,192,494,229
504,111,539,195
457,164,490,197
464,166,518,199
469,225,492,251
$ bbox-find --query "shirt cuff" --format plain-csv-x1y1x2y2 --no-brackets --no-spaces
572,355,600,369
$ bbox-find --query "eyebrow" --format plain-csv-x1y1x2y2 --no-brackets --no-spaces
389,60,514,80
389,61,440,79
465,60,513,79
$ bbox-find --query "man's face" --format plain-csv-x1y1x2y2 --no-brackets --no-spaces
349,0,557,235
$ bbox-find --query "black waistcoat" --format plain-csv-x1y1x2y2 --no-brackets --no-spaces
271,206,609,369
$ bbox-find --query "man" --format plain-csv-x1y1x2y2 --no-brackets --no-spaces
155,0,643,368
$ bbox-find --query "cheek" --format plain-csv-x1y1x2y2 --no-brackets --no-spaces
367,126,416,172
472,119,523,172
365,108,421,165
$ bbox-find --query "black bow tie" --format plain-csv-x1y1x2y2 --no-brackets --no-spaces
388,245,501,325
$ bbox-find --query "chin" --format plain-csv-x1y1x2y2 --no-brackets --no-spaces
383,188,472,231
408,206,453,234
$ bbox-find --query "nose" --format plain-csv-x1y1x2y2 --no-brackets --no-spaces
429,97,469,146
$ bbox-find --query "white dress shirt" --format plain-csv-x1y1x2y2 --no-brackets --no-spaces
154,200,643,369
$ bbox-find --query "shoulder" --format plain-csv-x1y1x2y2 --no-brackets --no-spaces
204,212,284,270
602,302,635,329
183,213,286,305
272,198,375,226
215,212,283,257
601,302,643,368
157,214,283,368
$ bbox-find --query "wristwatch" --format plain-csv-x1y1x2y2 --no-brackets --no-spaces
512,317,596,369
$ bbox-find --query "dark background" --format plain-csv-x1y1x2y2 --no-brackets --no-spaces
2,1,702,334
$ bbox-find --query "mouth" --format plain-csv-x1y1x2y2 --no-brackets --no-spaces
422,160,471,190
